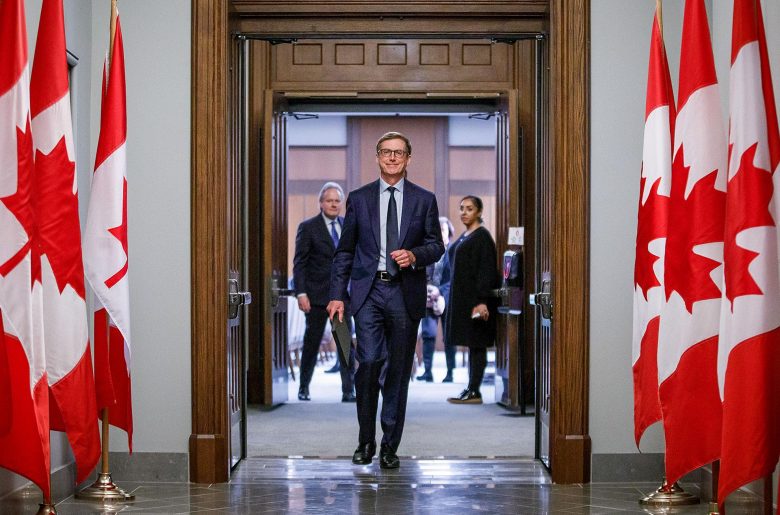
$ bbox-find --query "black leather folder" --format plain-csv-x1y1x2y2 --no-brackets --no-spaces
331,316,352,366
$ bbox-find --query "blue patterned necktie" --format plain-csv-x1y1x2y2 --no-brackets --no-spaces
386,186,399,275
330,220,339,247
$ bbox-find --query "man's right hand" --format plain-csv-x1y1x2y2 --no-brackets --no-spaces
297,294,311,313
326,300,345,323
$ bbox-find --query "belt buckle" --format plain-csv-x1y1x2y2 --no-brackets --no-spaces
379,271,391,281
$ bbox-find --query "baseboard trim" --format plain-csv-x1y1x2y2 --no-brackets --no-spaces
0,452,189,503
106,451,189,482
591,453,703,483
0,461,87,503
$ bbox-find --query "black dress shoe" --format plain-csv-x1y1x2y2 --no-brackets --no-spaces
341,392,356,402
324,361,340,373
447,389,482,404
441,372,453,383
415,372,433,382
352,442,376,465
297,387,310,401
379,444,400,469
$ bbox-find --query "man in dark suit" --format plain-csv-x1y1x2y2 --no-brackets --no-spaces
293,182,356,403
327,132,444,469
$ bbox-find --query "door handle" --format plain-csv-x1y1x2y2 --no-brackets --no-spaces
529,279,552,320
228,278,252,320
270,277,294,308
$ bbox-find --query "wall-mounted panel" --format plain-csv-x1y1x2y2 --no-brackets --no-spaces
272,39,512,92
335,44,365,65
293,44,323,65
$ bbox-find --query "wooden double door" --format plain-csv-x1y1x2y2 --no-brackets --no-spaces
191,0,589,486
241,36,544,449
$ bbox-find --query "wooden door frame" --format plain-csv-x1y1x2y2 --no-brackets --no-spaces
190,0,589,484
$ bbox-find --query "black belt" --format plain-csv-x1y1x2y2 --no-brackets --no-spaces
376,271,399,282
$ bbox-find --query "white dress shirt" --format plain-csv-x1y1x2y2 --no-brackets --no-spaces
378,177,404,272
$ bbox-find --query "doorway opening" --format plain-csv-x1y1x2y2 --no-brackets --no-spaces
192,2,590,485
246,100,536,460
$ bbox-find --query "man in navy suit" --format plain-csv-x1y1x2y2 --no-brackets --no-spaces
293,182,356,402
327,132,444,469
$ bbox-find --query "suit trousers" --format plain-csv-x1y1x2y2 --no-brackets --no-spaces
300,305,355,395
353,278,420,451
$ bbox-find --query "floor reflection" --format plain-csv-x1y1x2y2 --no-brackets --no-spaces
0,458,769,514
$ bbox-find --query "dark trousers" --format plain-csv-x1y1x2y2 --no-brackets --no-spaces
419,311,456,374
467,347,487,392
300,305,355,395
353,279,419,451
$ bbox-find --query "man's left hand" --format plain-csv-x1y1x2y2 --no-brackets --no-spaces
390,249,416,269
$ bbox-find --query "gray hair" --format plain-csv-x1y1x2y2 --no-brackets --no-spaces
319,182,345,202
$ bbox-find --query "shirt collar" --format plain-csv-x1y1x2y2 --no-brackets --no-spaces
380,177,405,194
321,212,338,225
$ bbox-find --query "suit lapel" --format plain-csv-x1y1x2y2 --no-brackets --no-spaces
368,180,381,250
398,180,415,247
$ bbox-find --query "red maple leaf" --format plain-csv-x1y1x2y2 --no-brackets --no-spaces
0,120,40,287
635,175,669,298
723,142,775,308
104,178,128,288
33,137,86,299
664,145,726,313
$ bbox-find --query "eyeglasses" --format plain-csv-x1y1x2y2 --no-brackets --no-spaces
377,148,409,158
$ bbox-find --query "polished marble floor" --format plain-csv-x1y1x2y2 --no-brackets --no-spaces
0,458,769,514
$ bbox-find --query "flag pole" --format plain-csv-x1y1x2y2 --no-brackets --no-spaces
707,460,720,514
762,474,772,515
75,1,133,502
75,312,133,501
109,0,117,66
36,445,56,514
635,0,700,508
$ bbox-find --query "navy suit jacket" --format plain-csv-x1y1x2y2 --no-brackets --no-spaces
293,214,343,307
329,179,444,319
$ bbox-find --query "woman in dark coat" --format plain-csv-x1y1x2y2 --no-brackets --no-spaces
445,195,499,404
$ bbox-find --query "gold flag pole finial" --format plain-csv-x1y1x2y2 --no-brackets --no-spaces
656,0,663,40
109,0,118,65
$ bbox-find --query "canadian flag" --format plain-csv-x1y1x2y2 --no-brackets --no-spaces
657,0,726,485
632,6,674,447
30,0,100,484
83,16,132,448
0,0,51,499
718,0,780,506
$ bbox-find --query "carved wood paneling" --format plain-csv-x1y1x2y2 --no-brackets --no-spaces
549,0,590,484
238,17,547,38
272,39,512,92
232,0,549,16
191,0,230,484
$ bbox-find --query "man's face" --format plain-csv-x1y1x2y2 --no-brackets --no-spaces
320,188,342,219
376,138,411,182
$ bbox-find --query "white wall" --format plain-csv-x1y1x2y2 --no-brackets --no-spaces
89,0,191,453
590,0,684,456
